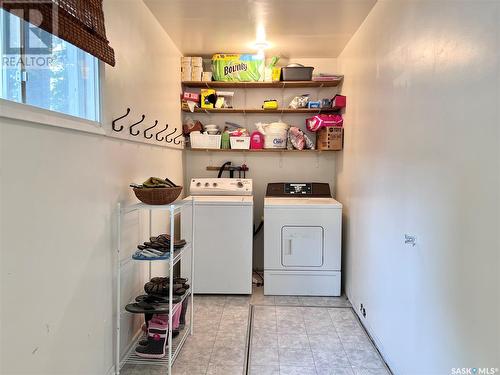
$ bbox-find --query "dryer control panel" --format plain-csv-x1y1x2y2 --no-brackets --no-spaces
284,183,312,195
266,182,331,197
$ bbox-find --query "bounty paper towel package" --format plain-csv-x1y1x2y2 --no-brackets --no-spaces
212,54,265,82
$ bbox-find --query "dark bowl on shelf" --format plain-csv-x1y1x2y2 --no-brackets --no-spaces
133,186,182,205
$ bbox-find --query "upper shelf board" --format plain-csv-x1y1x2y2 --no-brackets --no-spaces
182,107,343,114
181,79,343,89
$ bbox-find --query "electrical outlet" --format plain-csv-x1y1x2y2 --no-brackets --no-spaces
405,234,417,247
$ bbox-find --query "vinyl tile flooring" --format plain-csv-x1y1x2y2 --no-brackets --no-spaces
120,287,391,375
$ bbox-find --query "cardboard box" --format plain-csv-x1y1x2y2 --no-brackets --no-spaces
191,67,203,81
201,89,216,109
181,56,192,64
332,95,347,110
202,72,213,82
316,126,343,150
182,91,200,102
191,57,203,67
181,66,192,81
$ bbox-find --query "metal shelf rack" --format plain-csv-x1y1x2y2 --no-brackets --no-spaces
115,199,195,375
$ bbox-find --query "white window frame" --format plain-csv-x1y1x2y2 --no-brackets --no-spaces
0,10,104,135
0,95,105,135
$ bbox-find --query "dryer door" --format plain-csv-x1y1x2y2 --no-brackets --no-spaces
281,226,324,267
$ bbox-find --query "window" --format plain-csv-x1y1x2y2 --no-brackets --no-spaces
0,8,100,122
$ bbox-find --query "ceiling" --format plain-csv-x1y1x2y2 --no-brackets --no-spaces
144,0,377,58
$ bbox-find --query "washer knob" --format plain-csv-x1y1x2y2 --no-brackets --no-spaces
196,182,201,187
213,182,218,187
237,181,244,188
205,182,210,187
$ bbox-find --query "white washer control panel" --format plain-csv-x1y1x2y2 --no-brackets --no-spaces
190,178,253,196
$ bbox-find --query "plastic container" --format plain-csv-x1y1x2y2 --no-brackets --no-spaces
250,131,265,149
281,65,314,81
190,133,221,149
230,136,250,149
257,122,289,149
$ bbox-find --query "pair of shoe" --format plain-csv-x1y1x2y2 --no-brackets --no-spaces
135,315,169,359
125,278,189,314
144,234,186,250
144,277,189,297
134,305,183,359
132,235,186,260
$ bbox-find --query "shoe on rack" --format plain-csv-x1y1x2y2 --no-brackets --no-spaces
135,317,168,358
138,330,179,346
144,278,190,297
125,295,182,315
179,297,189,328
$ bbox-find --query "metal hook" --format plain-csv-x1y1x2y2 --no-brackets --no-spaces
112,108,130,132
173,133,184,145
155,124,169,141
165,127,177,143
144,120,158,139
129,114,145,136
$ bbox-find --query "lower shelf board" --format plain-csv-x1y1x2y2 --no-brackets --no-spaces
122,322,191,368
186,148,339,153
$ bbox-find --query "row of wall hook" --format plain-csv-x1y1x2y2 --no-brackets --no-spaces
111,108,184,145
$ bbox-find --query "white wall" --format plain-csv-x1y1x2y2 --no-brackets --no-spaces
336,1,500,374
0,1,183,374
184,57,339,269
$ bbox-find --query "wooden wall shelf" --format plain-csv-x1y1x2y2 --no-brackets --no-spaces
181,79,343,89
186,148,337,153
182,107,342,114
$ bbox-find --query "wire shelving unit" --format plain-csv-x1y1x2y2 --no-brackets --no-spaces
115,199,195,375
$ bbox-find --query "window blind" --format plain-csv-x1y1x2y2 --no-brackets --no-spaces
1,0,115,66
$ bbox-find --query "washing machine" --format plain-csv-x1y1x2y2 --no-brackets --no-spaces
181,178,253,294
264,182,342,296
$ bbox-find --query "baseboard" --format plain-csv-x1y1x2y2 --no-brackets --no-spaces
346,289,396,374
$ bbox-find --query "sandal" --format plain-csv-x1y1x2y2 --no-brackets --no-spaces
144,281,189,296
125,300,180,314
132,249,169,261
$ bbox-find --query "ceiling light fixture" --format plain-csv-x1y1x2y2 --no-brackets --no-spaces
252,41,270,50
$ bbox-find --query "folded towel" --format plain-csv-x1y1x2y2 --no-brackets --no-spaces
143,177,170,188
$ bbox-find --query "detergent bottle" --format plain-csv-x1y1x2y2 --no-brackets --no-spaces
250,131,264,149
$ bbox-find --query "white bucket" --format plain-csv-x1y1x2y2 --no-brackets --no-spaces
257,122,289,149
264,129,287,148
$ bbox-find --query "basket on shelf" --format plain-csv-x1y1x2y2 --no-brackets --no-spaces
230,136,250,149
133,186,182,205
190,133,221,149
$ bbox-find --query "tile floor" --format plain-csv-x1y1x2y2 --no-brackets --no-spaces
120,287,391,375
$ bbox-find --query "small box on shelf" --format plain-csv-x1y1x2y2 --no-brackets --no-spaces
317,127,343,151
